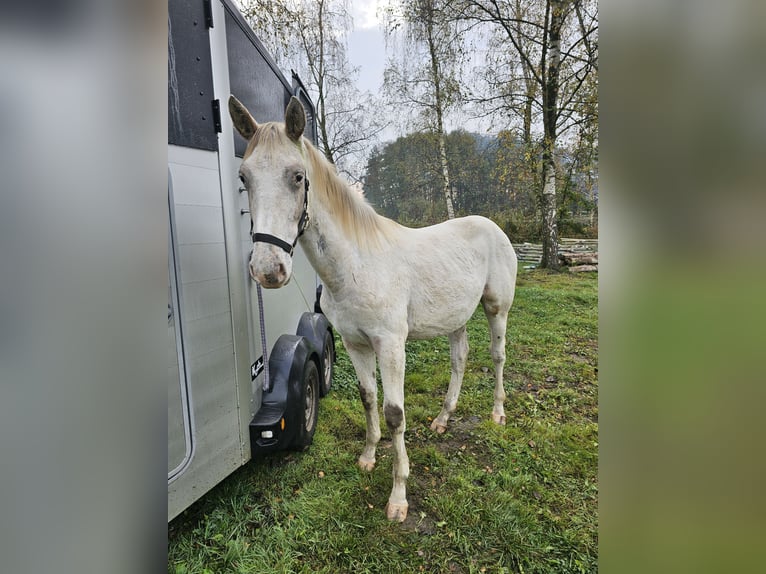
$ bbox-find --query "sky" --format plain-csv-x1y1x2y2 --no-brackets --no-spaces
347,1,387,96
345,0,400,144
231,0,486,146
345,0,489,138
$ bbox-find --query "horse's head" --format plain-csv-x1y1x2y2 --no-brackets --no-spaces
229,95,309,288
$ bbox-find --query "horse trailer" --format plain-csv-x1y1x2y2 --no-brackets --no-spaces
168,0,334,521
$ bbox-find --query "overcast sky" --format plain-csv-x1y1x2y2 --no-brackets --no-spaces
347,1,387,95
346,0,490,138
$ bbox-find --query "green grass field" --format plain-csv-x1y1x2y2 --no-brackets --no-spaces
168,268,598,573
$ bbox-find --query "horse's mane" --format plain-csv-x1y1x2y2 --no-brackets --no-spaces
244,123,399,250
302,137,399,251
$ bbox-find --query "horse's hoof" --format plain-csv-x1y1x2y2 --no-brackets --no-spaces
491,413,507,425
385,502,409,522
430,420,448,434
358,458,376,472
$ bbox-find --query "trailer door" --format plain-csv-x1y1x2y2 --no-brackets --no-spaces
168,182,194,480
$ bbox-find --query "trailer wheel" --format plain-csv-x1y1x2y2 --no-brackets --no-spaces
320,329,334,396
292,358,320,450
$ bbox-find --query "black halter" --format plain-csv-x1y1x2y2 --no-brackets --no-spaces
252,177,310,257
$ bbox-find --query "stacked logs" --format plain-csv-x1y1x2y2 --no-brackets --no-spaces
513,238,598,271
515,242,544,263
558,251,598,273
556,238,598,272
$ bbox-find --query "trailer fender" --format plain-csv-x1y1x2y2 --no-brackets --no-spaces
249,334,319,456
296,312,334,396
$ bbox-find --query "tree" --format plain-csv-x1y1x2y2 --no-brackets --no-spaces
383,0,469,219
456,0,598,268
494,129,540,216
239,0,386,182
364,130,518,229
365,132,445,225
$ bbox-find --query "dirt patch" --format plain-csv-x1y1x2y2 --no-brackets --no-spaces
449,414,482,433
517,373,560,396
422,414,482,453
418,415,501,474
399,498,437,535
569,352,591,363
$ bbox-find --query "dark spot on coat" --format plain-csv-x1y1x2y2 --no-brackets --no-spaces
358,384,374,410
384,403,404,430
317,234,327,254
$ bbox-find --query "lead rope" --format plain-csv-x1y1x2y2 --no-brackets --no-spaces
256,282,270,393
250,173,310,393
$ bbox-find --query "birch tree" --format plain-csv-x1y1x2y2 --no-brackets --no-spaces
458,0,598,268
238,0,385,181
383,0,468,219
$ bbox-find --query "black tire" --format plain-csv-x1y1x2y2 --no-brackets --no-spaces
320,329,334,396
292,359,320,450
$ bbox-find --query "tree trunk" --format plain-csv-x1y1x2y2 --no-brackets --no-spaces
515,0,535,146
437,131,455,219
523,76,534,146
425,5,455,219
539,0,566,270
540,142,558,268
314,0,335,165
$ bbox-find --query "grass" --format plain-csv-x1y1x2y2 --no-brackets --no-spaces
168,268,598,573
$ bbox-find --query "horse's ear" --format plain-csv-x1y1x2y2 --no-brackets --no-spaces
285,96,306,143
228,95,258,140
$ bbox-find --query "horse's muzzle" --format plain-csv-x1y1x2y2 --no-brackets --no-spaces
250,259,290,288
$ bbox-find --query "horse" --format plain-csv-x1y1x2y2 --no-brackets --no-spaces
229,95,518,522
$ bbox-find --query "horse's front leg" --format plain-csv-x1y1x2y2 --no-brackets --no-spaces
343,339,380,471
375,335,409,522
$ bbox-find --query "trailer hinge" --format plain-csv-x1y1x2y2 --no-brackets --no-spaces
203,0,214,28
211,99,222,133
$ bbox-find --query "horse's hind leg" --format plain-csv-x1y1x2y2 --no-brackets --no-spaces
431,325,469,434
483,301,510,425
344,339,381,471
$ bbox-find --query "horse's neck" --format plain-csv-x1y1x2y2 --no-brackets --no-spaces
299,183,361,295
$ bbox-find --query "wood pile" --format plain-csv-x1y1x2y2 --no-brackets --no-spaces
558,239,598,272
566,265,598,273
515,242,544,263
513,238,599,272
558,238,599,252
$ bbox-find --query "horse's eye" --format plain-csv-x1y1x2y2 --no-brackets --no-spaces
295,173,304,184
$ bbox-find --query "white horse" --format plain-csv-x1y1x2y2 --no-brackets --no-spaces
229,96,518,522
